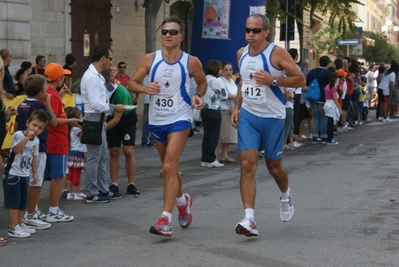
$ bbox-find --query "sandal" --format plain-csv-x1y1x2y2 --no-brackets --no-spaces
0,235,8,246
220,157,236,163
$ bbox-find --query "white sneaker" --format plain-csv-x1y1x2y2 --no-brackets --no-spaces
308,134,313,139
8,225,31,238
20,223,36,235
378,116,384,122
206,160,224,168
74,192,87,201
280,188,294,222
23,213,51,230
293,141,303,147
235,216,258,237
200,162,207,167
301,135,308,139
34,210,47,221
383,118,392,123
67,193,74,200
46,209,74,223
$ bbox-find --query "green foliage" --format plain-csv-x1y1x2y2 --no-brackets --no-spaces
309,27,342,56
362,31,399,63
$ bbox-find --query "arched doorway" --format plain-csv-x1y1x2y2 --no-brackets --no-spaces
170,1,193,53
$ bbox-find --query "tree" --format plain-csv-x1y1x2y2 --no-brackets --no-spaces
267,0,362,63
361,31,399,64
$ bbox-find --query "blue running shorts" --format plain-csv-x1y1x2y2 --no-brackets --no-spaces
238,108,284,160
150,121,193,145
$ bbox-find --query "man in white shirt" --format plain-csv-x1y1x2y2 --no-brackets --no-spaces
80,46,126,203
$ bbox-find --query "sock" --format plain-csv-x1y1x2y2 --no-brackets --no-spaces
49,206,58,214
112,183,118,186
176,194,186,205
281,189,290,200
35,204,38,212
244,208,254,221
27,213,34,219
162,211,172,222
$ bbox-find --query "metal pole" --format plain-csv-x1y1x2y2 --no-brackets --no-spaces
347,45,349,57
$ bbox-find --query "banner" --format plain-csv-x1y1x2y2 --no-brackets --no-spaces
1,94,77,150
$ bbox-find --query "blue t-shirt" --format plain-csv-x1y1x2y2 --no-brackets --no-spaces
16,99,52,152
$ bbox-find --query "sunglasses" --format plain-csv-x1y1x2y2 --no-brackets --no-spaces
245,28,263,34
106,56,113,61
161,29,179,36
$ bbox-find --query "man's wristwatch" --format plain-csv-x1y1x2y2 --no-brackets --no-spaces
271,78,278,86
195,93,202,98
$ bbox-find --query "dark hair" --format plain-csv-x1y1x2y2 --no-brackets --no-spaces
118,62,126,67
385,61,399,76
28,109,48,125
206,59,222,77
247,14,270,29
66,106,81,119
24,74,46,97
0,49,10,60
35,55,45,64
334,59,342,70
378,64,386,74
349,60,359,73
91,46,112,62
328,72,337,89
222,62,232,69
319,56,331,67
15,61,32,81
288,48,298,60
368,65,374,70
162,16,185,33
65,53,76,65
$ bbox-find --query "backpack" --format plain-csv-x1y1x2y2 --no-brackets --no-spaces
305,71,321,102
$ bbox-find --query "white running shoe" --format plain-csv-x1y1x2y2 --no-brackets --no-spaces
8,225,30,238
235,216,258,237
74,192,87,201
293,141,303,148
20,223,36,235
206,160,224,168
67,193,74,200
378,116,384,122
23,214,51,230
383,118,392,123
280,188,294,222
46,209,74,223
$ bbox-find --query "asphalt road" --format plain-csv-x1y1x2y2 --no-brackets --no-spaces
1,111,398,267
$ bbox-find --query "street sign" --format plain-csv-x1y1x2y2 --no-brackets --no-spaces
337,39,359,46
351,43,363,56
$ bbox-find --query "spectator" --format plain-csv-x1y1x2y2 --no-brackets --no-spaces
31,55,46,76
0,49,16,99
63,53,77,90
80,46,126,203
15,61,33,95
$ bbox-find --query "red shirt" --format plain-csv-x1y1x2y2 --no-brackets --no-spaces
46,87,68,154
115,73,130,87
345,69,353,95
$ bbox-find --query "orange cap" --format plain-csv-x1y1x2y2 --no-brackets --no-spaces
337,69,346,77
44,63,71,81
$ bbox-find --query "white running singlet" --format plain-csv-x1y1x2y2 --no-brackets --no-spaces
148,49,192,125
239,43,285,119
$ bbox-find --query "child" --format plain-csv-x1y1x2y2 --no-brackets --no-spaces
323,72,342,145
358,80,372,124
336,69,346,134
284,87,297,149
17,75,57,230
3,110,48,238
65,107,87,201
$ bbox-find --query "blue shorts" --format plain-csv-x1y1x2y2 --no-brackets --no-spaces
150,121,193,145
44,154,67,180
3,175,29,210
238,108,284,160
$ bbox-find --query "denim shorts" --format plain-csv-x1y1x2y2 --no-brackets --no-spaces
149,121,193,145
238,108,284,159
44,154,67,180
3,175,29,210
